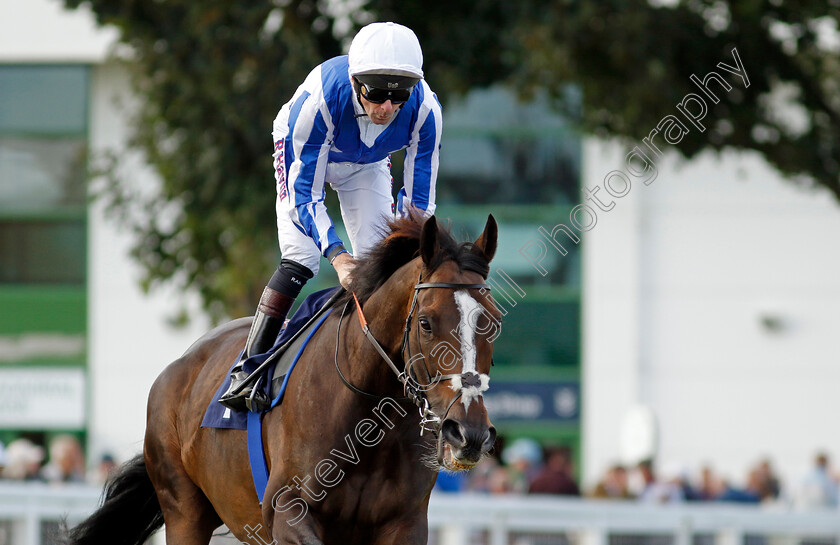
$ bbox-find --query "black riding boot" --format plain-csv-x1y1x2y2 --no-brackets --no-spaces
218,260,313,411
218,287,295,412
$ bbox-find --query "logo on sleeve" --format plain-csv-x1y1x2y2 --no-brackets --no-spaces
274,140,288,201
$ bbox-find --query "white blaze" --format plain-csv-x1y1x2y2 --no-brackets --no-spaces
452,291,491,411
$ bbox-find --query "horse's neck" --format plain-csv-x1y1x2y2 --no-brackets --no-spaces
345,262,419,395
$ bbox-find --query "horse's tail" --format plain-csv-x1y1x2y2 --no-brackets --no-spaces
64,454,164,545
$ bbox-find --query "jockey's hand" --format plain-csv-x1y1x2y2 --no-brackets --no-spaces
332,252,356,289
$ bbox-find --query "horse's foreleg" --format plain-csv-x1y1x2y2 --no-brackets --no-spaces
263,487,324,545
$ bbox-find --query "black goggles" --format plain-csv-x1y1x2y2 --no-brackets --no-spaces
358,82,413,105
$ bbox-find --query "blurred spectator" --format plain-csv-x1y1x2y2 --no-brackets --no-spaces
662,462,702,501
434,469,466,493
502,438,543,494
636,459,684,504
528,447,580,496
0,441,6,476
590,464,634,499
93,453,119,485
695,465,722,500
795,451,838,509
751,458,781,501
2,438,45,481
486,464,514,494
466,456,502,493
714,473,761,504
41,434,85,484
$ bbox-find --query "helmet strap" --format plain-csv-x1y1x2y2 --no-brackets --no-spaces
351,77,368,118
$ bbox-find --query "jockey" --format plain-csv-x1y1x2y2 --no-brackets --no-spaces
219,22,443,411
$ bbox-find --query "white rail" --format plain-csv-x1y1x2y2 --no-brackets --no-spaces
428,494,840,545
3,484,840,545
0,482,100,545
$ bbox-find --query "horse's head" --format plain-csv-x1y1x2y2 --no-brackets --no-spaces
405,215,501,471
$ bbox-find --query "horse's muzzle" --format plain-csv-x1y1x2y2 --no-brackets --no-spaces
438,419,496,470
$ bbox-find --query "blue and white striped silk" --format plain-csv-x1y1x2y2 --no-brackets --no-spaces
272,55,441,257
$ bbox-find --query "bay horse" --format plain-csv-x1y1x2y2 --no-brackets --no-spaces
66,214,501,545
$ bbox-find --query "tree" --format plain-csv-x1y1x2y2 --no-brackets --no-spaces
499,0,840,198
67,0,840,319
67,0,348,319
370,0,840,196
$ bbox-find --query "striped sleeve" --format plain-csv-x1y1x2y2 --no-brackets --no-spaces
399,81,441,217
286,72,344,256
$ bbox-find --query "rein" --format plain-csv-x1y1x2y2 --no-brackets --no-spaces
334,273,490,436
333,299,413,405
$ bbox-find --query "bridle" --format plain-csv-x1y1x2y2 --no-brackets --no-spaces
334,273,491,436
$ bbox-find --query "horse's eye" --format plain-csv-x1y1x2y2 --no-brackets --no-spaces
418,317,432,333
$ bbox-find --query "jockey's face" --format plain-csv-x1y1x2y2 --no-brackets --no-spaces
360,94,398,125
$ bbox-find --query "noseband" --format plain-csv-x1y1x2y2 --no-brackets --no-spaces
334,273,490,436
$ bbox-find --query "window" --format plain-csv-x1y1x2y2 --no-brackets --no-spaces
434,85,583,372
436,86,581,206
0,65,89,285
0,219,86,284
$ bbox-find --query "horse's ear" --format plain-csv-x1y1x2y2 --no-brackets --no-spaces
473,214,498,262
420,215,438,266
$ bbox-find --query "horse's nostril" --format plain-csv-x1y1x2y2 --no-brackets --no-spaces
441,419,466,448
482,426,497,452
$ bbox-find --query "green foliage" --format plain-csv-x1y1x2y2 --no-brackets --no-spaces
67,0,840,319
375,0,840,198
65,0,347,319
503,0,840,196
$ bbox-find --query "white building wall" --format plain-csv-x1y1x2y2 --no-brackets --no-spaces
0,0,116,63
87,64,211,465
582,139,840,492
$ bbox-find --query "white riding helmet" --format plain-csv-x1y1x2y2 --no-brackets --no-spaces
348,22,424,88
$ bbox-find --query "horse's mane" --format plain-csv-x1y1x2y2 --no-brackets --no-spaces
335,214,491,307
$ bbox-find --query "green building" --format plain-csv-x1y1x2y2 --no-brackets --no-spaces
0,65,90,448
436,87,582,460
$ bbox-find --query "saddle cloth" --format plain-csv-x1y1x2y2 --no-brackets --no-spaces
200,286,341,430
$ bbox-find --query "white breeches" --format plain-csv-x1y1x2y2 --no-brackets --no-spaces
276,159,394,275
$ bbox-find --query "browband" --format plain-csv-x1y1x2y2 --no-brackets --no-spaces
414,282,490,290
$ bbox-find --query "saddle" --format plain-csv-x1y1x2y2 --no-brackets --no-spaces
200,286,343,430
255,286,345,407
243,286,344,503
